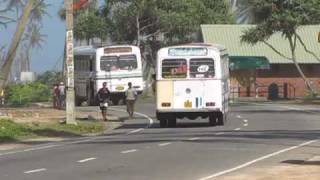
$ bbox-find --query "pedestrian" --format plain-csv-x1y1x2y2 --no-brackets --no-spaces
0,88,5,106
125,82,138,119
58,82,66,109
53,84,60,109
97,82,110,121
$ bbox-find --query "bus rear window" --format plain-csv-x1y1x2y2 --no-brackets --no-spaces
190,58,215,78
100,56,118,71
162,59,187,79
119,55,137,70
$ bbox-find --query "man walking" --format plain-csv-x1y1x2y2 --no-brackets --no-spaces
58,82,65,109
98,82,110,121
125,82,137,119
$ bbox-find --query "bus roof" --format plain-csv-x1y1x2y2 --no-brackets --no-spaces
74,45,140,55
158,43,227,57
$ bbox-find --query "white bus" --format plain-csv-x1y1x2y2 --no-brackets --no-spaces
74,45,144,106
156,43,229,127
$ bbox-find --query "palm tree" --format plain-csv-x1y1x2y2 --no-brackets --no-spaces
23,24,46,71
0,0,37,91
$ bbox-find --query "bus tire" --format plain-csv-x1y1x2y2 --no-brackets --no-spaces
159,119,167,128
217,113,224,126
209,114,217,126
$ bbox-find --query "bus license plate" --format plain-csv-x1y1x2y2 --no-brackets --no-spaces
116,86,124,90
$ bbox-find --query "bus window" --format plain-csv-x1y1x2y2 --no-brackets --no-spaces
162,59,187,79
119,55,137,70
190,58,215,78
101,56,118,71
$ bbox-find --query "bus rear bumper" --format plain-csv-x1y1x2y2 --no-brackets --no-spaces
156,108,223,120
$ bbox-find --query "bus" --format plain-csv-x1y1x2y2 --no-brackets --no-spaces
156,43,229,127
74,45,144,106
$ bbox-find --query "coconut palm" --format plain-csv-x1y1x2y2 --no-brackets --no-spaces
23,24,46,71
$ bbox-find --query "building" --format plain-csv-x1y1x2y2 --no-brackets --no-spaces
201,25,320,98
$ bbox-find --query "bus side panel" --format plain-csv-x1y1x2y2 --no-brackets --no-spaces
156,81,173,110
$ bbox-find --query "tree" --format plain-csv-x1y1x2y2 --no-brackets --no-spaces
0,0,37,92
241,0,320,93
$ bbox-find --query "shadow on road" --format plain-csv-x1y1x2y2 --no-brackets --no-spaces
282,160,320,166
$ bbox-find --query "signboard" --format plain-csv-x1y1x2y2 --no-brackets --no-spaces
73,0,89,10
104,47,132,54
66,30,74,88
168,47,208,56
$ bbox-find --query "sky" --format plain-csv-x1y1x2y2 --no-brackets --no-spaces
1,0,66,73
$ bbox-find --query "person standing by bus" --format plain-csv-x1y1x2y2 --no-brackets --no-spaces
98,82,110,121
125,82,137,119
58,82,65,109
0,88,5,106
53,84,59,109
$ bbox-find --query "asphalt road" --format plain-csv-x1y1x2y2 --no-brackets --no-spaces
0,102,319,180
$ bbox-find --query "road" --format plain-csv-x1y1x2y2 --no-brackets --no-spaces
0,102,319,180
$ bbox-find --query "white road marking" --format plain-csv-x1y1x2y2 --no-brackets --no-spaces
244,124,248,127
234,128,241,131
127,128,144,135
1,108,154,157
158,142,172,147
215,132,225,135
121,149,137,154
189,137,200,141
24,168,47,174
77,157,96,163
243,119,248,123
236,115,242,119
198,139,318,180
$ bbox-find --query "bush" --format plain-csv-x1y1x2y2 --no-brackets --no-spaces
304,90,319,101
5,82,51,106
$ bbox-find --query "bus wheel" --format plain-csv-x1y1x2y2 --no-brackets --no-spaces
159,119,167,128
217,113,224,126
209,114,217,126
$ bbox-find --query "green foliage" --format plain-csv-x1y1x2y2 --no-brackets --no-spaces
0,119,31,142
241,0,320,44
0,119,105,142
74,12,107,42
37,71,63,86
104,0,234,44
5,82,51,106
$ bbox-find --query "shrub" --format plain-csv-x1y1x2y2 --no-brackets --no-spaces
5,82,51,106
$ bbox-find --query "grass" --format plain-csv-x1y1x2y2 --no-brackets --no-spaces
0,119,105,143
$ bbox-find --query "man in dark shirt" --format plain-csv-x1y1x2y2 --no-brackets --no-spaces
97,82,110,121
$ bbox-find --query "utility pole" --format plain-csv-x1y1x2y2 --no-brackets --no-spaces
64,0,77,125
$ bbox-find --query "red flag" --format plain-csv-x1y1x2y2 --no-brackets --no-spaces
73,0,89,10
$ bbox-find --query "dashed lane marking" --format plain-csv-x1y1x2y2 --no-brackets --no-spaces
244,124,248,127
24,168,47,174
158,143,172,147
215,132,225,135
243,119,248,123
189,137,201,141
234,128,241,131
121,149,137,154
236,115,242,119
77,157,96,163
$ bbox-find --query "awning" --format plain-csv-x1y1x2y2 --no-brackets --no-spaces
229,56,270,70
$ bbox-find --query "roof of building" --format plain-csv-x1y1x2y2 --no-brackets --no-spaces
201,25,320,64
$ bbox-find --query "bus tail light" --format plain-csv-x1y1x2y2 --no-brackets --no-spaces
161,102,171,107
206,102,215,107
